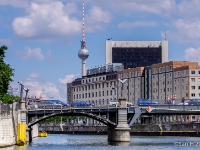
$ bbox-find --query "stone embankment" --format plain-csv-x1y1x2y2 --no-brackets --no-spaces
0,117,16,147
41,123,200,137
0,103,38,148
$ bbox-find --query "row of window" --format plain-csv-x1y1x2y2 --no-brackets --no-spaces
74,90,116,99
153,86,189,93
82,76,106,83
73,82,117,92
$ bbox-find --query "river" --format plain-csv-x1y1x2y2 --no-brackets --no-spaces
2,134,200,150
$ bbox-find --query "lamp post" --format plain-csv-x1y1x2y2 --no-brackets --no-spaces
118,78,127,99
24,88,29,110
18,82,24,110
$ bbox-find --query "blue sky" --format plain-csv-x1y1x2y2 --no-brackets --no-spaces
1,0,200,101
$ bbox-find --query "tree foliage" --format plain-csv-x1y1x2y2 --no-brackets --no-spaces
0,45,14,95
0,93,20,104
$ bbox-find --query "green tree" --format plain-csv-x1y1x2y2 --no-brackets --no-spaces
0,45,14,94
0,94,20,104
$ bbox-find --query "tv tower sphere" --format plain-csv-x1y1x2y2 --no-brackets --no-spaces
78,39,89,60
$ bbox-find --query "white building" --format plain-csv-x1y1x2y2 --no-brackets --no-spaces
105,40,168,69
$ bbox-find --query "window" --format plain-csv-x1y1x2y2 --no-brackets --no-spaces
182,79,184,83
191,86,195,90
191,78,195,82
198,78,200,82
199,86,200,90
191,93,195,97
92,92,94,97
199,71,200,74
191,70,195,74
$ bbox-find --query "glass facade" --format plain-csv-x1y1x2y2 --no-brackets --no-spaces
112,47,162,69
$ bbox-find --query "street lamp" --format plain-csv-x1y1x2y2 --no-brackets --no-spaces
18,82,24,110
24,88,29,109
118,78,127,99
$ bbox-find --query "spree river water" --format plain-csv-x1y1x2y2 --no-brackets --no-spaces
2,134,200,150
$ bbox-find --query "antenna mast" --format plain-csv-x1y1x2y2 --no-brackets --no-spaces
82,1,85,41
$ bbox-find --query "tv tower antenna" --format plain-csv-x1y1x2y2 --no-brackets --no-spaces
82,1,85,41
78,1,89,77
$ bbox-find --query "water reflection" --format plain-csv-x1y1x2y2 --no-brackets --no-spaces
108,142,130,146
1,135,200,150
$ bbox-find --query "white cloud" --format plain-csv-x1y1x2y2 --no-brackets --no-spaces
22,47,45,61
12,1,81,39
63,2,78,15
0,0,29,8
167,19,200,43
88,6,111,23
86,6,112,32
21,79,64,101
160,0,200,43
89,0,176,15
118,21,157,28
59,74,80,84
16,47,54,61
184,47,200,63
177,0,200,19
27,73,40,80
119,0,175,14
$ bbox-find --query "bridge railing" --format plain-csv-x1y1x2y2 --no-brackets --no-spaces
0,102,20,120
0,104,11,120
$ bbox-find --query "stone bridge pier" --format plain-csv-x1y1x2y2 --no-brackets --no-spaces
107,99,130,142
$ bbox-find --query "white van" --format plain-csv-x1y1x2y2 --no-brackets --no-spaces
109,100,132,107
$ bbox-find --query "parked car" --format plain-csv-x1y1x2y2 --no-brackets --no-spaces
27,104,38,109
71,100,95,107
108,100,133,107
38,101,62,109
46,100,69,108
188,99,200,105
178,100,189,105
109,100,119,107
137,98,159,105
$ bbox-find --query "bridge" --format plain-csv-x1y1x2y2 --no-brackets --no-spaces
25,102,200,142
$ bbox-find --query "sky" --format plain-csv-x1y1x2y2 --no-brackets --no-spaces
1,0,200,102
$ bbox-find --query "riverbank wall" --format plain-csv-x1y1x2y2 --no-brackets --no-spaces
0,117,16,147
43,123,200,137
0,103,38,148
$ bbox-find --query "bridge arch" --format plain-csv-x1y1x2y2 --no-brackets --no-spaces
28,112,116,128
